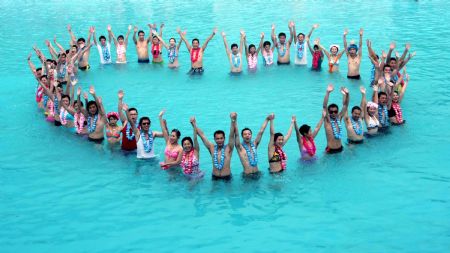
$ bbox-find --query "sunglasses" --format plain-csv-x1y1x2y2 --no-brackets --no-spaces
329,110,338,114
141,122,150,126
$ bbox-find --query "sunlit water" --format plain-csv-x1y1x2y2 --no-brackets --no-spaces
1,0,449,252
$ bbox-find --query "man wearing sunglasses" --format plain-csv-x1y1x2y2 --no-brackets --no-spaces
322,84,349,154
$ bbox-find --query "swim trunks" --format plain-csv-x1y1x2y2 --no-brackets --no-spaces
347,139,364,144
78,65,90,71
189,67,204,75
277,61,290,65
325,146,343,154
242,171,262,180
347,75,361,80
212,174,232,181
138,59,150,63
88,137,104,144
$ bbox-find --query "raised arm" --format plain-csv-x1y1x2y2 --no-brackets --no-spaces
293,118,301,148
123,103,140,141
159,23,164,38
107,25,118,46
271,24,277,47
358,28,363,57
202,28,217,51
360,86,367,119
292,22,297,44
254,114,271,147
256,32,264,54
283,116,295,145
190,117,200,156
366,39,377,59
239,31,245,55
243,33,249,57
269,114,275,147
339,87,350,119
67,24,77,45
77,87,88,117
152,30,168,49
385,41,395,64
89,86,106,118
45,40,58,60
27,53,37,76
124,25,132,46
287,21,294,46
343,29,349,56
117,90,126,123
177,28,191,51
192,118,213,153
92,27,98,46
307,24,318,41
53,36,65,53
306,36,314,54
323,84,334,120
158,110,169,142
132,26,138,45
319,44,331,59
312,110,326,138
221,32,231,57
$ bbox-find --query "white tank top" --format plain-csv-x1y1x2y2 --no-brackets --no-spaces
136,133,155,159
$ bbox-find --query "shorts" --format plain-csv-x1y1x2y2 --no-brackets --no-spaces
325,146,343,154
277,61,290,65
212,174,232,181
188,67,204,75
54,120,62,126
347,139,364,144
229,71,242,76
88,137,104,144
242,170,262,180
138,59,150,63
78,64,90,71
347,74,361,80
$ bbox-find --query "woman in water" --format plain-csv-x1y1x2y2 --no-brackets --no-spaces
105,112,126,145
306,37,324,71
294,110,326,161
221,31,244,74
159,110,183,169
61,87,88,135
389,70,409,125
78,86,107,143
179,117,204,179
151,30,183,68
363,84,381,136
108,25,132,63
319,43,345,73
149,23,165,64
268,114,294,173
243,31,264,71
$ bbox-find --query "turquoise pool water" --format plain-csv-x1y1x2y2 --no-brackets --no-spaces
1,0,449,252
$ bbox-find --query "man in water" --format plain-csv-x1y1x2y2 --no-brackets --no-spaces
234,114,272,177
68,25,93,71
343,28,363,79
221,31,244,74
178,27,217,75
322,84,349,153
132,25,152,63
272,22,294,65
192,113,236,181
118,90,139,151
343,86,366,144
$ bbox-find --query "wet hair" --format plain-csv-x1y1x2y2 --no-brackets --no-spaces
192,38,200,44
378,91,387,99
389,57,397,62
152,35,158,40
375,54,379,59
181,137,193,147
313,45,319,50
60,53,67,58
274,132,283,142
139,116,150,126
171,129,181,138
99,35,106,41
52,60,57,65
77,38,85,43
249,44,256,51
72,45,78,50
46,59,53,63
76,100,84,107
263,41,271,47
299,124,311,136
40,75,47,80
214,130,225,138
169,37,176,43
118,35,124,40
36,67,42,72
230,43,238,49
138,30,144,35
61,94,70,102
351,106,361,113
65,49,69,54
383,65,392,71
278,32,286,38
241,127,252,137
128,107,138,114
297,33,305,37
328,103,339,111
87,100,98,113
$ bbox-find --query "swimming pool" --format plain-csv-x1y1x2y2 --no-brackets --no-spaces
1,0,450,252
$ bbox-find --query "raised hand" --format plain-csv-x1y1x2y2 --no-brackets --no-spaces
98,96,103,104
261,32,264,38
83,92,88,100
390,41,396,50
292,115,296,122
405,43,411,50
212,27,217,34
360,86,366,94
327,83,334,93
27,53,31,60
366,39,371,47
159,109,165,118
160,23,165,29
230,112,237,120
128,25,132,31
314,38,320,45
359,28,364,35
190,116,196,125
77,87,81,96
67,24,71,31
313,24,319,29
118,90,124,100
395,52,400,58
272,24,275,30
343,29,348,36
382,50,387,58
410,51,416,58
45,40,50,46
221,31,226,37
107,25,111,31
89,26,95,33
89,85,95,95
267,113,274,120
134,26,138,33
176,27,181,33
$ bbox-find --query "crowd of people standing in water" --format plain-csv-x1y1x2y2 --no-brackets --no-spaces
28,22,415,180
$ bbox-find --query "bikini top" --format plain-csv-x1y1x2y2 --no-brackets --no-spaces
164,147,179,159
117,44,126,58
248,53,258,69
106,128,121,138
368,115,380,128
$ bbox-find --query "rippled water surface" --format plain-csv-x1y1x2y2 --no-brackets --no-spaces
1,0,449,252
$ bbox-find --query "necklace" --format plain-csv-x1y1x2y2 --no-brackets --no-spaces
213,145,225,170
330,118,342,139
242,142,258,167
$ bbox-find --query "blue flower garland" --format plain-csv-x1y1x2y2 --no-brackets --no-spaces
242,142,258,167
213,145,225,170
